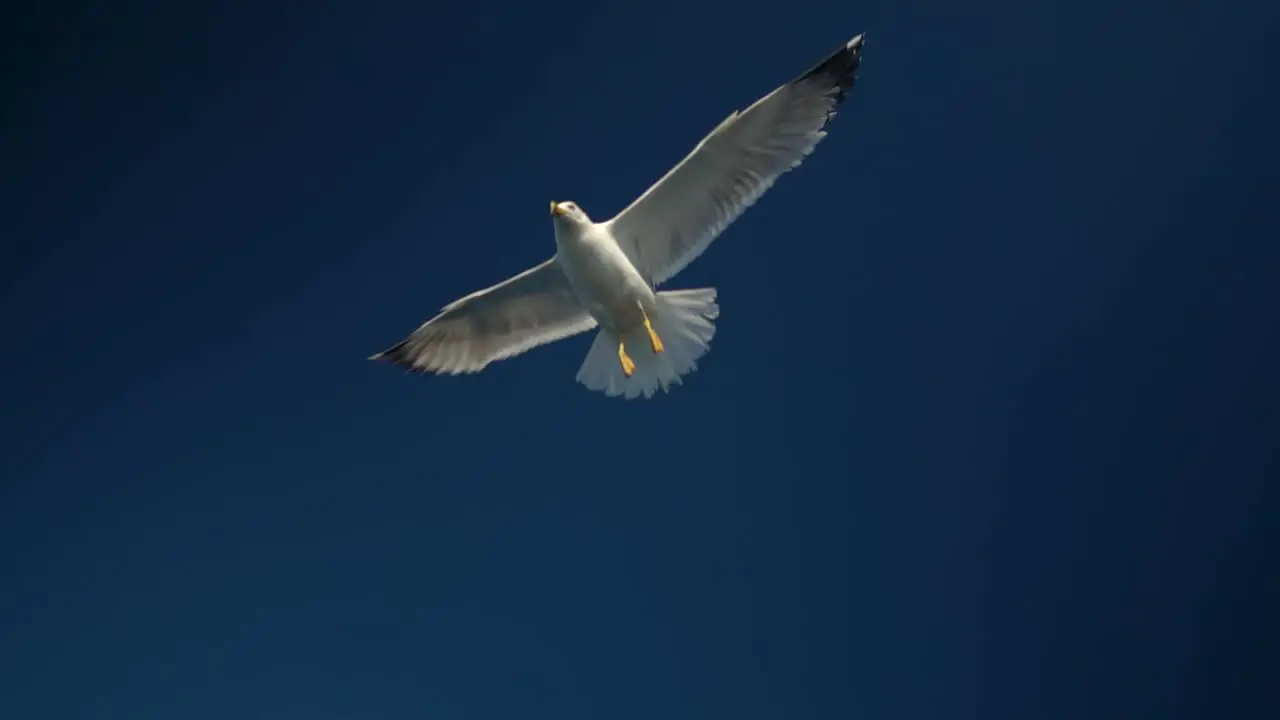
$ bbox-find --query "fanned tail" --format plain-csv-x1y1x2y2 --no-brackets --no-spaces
575,288,719,399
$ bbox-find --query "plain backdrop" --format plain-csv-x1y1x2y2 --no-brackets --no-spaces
3,1,1277,719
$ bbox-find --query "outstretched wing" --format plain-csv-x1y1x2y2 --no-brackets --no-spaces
370,257,597,374
605,34,865,286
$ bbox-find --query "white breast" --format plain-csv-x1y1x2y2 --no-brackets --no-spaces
556,224,655,333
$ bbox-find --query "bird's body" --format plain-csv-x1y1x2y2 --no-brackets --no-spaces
546,201,722,396
370,33,867,399
552,213,653,336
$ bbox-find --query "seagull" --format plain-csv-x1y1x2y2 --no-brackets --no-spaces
370,33,866,399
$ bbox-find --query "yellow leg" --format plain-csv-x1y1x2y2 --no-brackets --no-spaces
642,309,665,354
617,341,636,377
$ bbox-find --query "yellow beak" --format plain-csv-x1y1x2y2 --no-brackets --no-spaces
550,201,565,217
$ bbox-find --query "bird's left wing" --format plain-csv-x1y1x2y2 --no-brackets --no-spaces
370,257,597,374
605,34,865,286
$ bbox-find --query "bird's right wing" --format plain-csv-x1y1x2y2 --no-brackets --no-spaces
370,257,597,374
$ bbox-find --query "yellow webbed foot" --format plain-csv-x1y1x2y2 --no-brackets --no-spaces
642,311,664,354
618,342,636,377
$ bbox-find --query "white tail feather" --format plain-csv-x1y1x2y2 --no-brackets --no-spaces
575,288,719,399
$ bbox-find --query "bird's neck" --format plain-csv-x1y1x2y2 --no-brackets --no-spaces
553,221,591,252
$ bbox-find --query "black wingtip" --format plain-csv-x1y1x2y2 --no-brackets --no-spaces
798,32,866,106
368,339,420,372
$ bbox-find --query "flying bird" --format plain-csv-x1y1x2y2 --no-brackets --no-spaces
370,33,867,399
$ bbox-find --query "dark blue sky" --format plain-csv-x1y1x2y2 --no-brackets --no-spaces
3,1,1277,718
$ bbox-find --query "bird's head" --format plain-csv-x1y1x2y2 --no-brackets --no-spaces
549,200,590,226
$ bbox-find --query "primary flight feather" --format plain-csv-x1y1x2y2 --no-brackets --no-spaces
370,33,867,399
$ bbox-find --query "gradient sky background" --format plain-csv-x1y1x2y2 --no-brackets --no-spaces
3,1,1278,718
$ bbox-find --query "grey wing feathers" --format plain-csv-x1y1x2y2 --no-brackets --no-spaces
605,34,865,286
369,257,597,374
